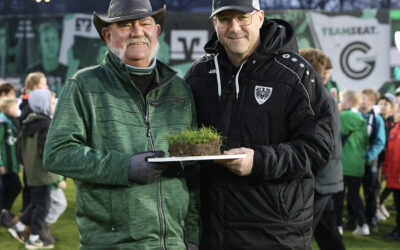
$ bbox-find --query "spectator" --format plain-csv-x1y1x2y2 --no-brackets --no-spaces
41,175,67,244
377,94,396,221
322,57,340,103
300,48,345,250
0,97,21,227
382,102,400,241
336,89,369,236
357,88,386,232
8,89,58,249
18,72,49,217
395,87,400,103
0,82,16,98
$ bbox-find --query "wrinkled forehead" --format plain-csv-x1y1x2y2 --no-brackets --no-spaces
110,16,155,27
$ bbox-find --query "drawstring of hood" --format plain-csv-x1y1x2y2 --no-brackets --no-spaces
235,61,246,99
214,53,247,100
214,54,222,100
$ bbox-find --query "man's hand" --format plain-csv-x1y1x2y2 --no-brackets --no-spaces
215,147,254,176
0,166,5,175
129,151,172,184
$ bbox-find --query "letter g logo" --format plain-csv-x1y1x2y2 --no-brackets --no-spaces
340,41,375,80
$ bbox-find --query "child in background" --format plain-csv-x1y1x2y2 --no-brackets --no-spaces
382,103,400,241
40,92,66,244
41,176,67,243
19,72,49,219
0,82,17,98
358,88,386,232
377,94,396,221
8,89,58,249
0,97,21,227
322,57,340,103
336,89,370,236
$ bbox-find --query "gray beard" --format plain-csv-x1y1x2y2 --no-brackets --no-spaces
109,35,160,64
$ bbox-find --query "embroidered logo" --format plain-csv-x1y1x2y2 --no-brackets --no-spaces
209,69,216,74
254,86,273,105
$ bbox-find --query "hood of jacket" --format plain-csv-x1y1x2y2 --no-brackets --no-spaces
204,18,298,56
28,89,52,117
203,18,298,99
22,113,50,137
341,109,366,134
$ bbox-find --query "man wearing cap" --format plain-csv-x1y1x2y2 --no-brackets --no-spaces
395,87,400,103
185,0,333,249
43,0,200,249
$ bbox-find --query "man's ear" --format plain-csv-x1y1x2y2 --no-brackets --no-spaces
212,17,217,30
258,10,265,27
156,24,161,38
102,26,111,45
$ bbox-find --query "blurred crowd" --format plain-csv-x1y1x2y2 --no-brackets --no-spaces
0,72,67,249
300,48,400,243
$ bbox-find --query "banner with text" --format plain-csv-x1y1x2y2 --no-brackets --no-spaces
0,10,391,94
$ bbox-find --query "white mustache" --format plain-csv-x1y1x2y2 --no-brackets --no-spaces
127,37,150,45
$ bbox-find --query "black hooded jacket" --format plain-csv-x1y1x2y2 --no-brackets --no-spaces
185,19,333,250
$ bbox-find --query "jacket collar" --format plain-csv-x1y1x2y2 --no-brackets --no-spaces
104,51,177,88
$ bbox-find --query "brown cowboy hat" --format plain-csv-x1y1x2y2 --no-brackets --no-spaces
93,0,166,41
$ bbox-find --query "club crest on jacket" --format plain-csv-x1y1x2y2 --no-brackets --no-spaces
254,86,272,105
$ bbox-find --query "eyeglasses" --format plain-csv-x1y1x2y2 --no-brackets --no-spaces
214,11,258,28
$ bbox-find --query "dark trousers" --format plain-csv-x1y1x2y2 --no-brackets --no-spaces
380,188,393,205
20,185,51,235
337,176,367,226
1,173,22,211
314,194,346,250
394,189,400,232
21,170,31,213
363,161,379,226
0,174,3,209
313,193,331,230
333,192,343,227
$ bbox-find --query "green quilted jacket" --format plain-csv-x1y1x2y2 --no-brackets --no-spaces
340,109,368,177
43,52,200,250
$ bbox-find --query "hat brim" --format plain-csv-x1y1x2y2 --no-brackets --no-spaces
210,5,256,18
93,5,166,41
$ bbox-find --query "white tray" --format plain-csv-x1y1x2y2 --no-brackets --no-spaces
148,154,246,162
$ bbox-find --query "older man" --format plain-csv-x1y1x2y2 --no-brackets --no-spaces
43,0,200,249
185,0,333,249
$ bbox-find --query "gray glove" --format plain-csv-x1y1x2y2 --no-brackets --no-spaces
187,243,199,250
128,151,170,184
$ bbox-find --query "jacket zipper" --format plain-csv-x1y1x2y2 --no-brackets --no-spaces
144,104,166,250
146,97,167,250
128,70,174,250
127,88,167,250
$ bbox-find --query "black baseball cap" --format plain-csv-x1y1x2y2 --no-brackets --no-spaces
210,0,261,18
379,93,396,105
396,87,400,96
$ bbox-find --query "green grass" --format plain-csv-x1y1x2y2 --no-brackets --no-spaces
0,178,79,249
168,126,222,145
1,178,399,249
